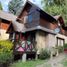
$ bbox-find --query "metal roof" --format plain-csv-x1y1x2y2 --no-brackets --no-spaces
0,10,17,21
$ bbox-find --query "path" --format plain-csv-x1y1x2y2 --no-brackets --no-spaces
36,53,65,67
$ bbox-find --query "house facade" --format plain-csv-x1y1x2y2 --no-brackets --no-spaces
0,10,17,40
0,18,10,40
7,1,67,60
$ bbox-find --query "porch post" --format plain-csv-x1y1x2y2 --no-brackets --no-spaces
12,33,15,42
56,49,59,56
22,53,27,62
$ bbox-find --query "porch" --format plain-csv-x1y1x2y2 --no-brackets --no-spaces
11,29,56,61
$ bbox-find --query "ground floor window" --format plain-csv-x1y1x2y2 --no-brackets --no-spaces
57,37,64,46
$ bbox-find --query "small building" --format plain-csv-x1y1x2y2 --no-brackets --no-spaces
0,10,17,40
7,1,67,60
54,15,67,44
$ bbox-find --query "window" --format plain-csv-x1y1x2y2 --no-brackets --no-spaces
28,10,40,23
28,14,33,23
57,37,64,46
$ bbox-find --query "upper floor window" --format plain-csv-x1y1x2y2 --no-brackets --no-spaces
28,10,40,23
28,14,33,23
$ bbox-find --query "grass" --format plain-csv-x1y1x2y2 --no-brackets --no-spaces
9,60,46,67
61,55,67,67
63,61,67,67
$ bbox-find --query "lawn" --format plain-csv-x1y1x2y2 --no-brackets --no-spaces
9,60,46,67
61,55,67,67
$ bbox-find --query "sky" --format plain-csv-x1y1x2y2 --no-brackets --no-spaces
0,0,42,12
0,0,11,11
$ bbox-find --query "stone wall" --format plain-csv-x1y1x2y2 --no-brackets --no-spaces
35,31,46,54
35,31,56,54
46,34,56,48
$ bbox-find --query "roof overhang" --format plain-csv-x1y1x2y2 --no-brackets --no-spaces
0,10,17,21
54,15,65,25
17,0,57,22
17,26,57,35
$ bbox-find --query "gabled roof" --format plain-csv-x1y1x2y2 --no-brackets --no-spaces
54,15,67,30
17,0,56,22
54,15,64,25
6,21,25,33
7,1,57,34
0,10,17,21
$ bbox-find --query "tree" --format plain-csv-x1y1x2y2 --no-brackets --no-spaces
42,0,67,25
0,2,3,10
8,0,24,15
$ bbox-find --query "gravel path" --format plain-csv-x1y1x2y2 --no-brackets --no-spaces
36,53,65,67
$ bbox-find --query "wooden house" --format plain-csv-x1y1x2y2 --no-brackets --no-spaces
0,10,17,40
6,1,67,60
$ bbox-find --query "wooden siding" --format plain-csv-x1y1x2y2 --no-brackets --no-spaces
0,22,9,30
40,17,50,29
17,4,40,28
50,23,58,30
18,3,31,20
40,17,58,30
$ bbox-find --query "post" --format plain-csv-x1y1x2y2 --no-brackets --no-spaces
56,49,59,56
22,53,27,62
12,33,15,42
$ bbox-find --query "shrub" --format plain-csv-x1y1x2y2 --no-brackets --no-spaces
58,46,63,53
39,49,51,60
0,51,13,64
64,43,67,49
50,47,57,57
0,40,13,66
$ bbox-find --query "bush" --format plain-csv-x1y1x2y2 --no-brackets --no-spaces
39,49,51,60
0,40,13,66
58,46,63,53
64,43,67,49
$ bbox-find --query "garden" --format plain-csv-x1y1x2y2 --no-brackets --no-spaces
0,40,67,67
0,40,13,67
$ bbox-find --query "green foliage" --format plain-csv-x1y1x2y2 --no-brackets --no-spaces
45,5,63,16
42,0,67,25
8,0,24,15
57,46,63,53
0,2,3,10
0,40,13,53
39,49,51,60
0,50,13,63
9,60,45,67
64,43,67,49
53,0,66,5
0,40,13,65
61,55,67,67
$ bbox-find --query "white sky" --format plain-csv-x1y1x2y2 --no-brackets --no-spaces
0,0,42,12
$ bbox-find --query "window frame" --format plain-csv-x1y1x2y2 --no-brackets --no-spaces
57,37,65,46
